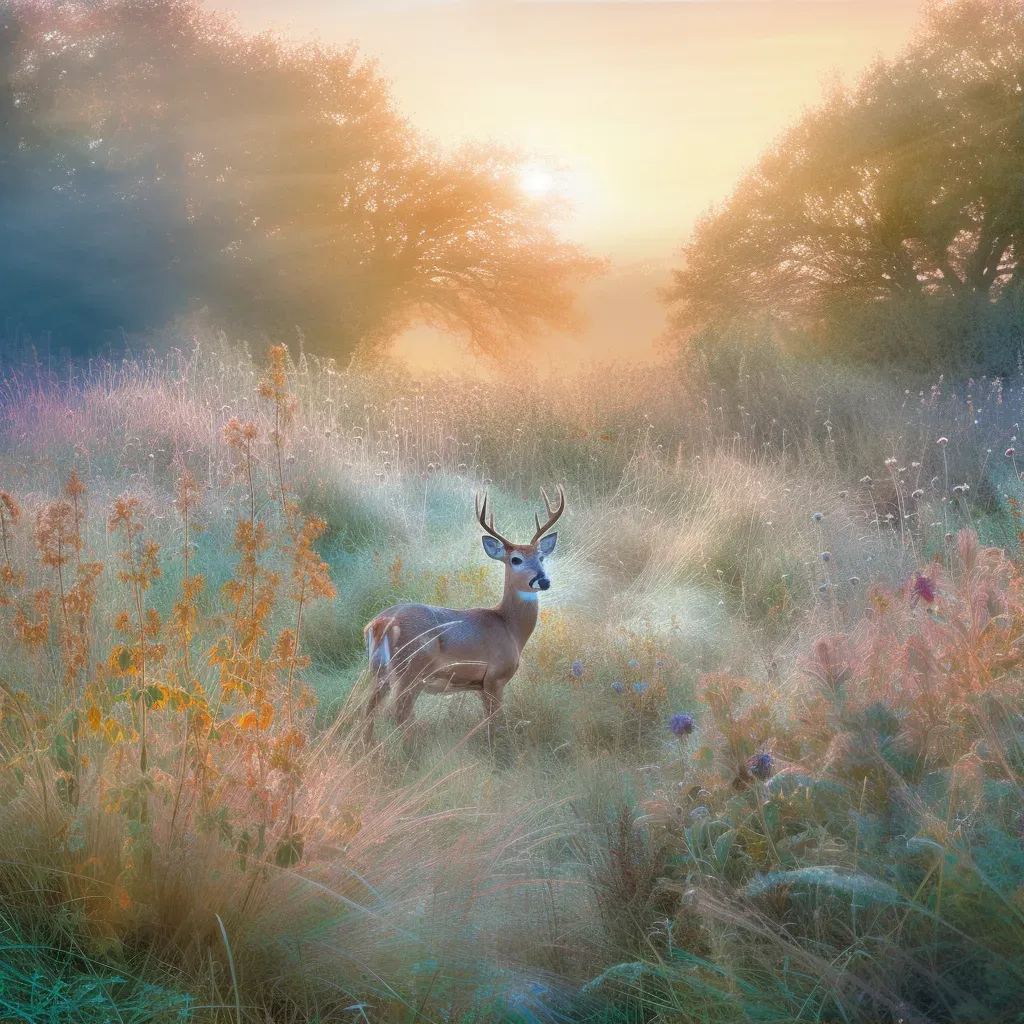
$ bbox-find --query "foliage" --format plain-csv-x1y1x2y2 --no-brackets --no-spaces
0,0,599,361
664,0,1024,372
3,343,1024,1020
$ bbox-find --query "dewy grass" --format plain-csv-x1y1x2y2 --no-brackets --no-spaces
1,339,1024,1020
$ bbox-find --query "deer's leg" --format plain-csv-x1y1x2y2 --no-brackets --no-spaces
480,675,508,747
394,686,419,753
362,674,391,747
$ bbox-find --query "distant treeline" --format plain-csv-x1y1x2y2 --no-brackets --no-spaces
0,0,599,361
664,0,1024,375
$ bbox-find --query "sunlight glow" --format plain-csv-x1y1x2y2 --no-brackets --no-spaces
518,163,556,198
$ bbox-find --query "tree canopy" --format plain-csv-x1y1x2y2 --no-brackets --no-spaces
663,0,1024,371
0,0,600,360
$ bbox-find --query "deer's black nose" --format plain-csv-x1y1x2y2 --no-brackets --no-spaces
531,574,550,591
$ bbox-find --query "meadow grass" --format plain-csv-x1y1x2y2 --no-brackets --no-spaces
1,335,1024,1021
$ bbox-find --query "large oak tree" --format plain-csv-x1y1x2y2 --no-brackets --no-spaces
663,0,1024,369
0,0,600,360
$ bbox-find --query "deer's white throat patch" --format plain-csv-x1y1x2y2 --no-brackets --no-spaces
516,590,540,601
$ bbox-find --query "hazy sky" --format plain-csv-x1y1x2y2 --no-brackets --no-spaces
208,0,925,368
215,0,924,261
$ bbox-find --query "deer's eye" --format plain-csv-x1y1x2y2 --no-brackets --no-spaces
510,555,523,566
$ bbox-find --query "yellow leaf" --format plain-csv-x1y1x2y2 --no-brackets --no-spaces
237,711,258,731
103,718,125,743
87,703,101,733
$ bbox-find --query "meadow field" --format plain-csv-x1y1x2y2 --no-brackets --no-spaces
1,335,1024,1023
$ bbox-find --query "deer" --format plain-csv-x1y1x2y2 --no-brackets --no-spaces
361,486,565,748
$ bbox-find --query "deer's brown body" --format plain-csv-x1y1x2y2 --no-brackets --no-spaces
362,488,564,746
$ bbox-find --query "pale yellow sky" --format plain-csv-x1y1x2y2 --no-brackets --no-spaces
217,0,923,260
210,0,925,367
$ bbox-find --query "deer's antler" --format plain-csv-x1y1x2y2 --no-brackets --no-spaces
531,485,566,544
476,491,516,549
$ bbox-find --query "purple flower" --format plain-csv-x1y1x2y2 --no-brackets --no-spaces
611,680,624,694
633,681,649,695
628,658,640,671
669,713,694,737
913,575,936,604
749,752,774,780
570,659,584,679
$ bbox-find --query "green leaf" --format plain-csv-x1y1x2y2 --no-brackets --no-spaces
746,867,904,904
713,830,736,871
51,732,75,773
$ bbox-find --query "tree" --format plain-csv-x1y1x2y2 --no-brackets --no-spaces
663,0,1024,370
0,0,600,360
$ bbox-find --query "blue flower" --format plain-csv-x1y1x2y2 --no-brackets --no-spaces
628,658,640,670
669,713,694,737
821,551,831,563
749,752,774,780
633,680,649,695
656,658,665,667
811,512,824,522
570,659,584,679
611,680,624,694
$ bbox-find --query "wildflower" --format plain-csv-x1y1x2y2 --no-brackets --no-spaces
669,713,694,737
860,475,872,484
611,681,624,694
911,461,921,468
914,575,936,604
937,437,949,446
818,583,829,593
634,681,649,695
884,457,897,467
570,659,583,679
749,752,774,780
656,658,665,667
944,532,954,543
821,551,831,563
627,658,640,670
1008,448,1017,458
811,512,824,522
911,489,924,498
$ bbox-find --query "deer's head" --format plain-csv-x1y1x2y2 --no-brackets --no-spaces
476,487,565,593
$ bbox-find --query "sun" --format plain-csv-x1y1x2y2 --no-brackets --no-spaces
518,163,556,198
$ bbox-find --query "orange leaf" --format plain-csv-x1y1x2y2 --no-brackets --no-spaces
87,703,101,733
258,702,274,730
237,710,259,731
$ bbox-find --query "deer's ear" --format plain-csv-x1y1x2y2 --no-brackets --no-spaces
537,533,557,556
482,536,506,560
